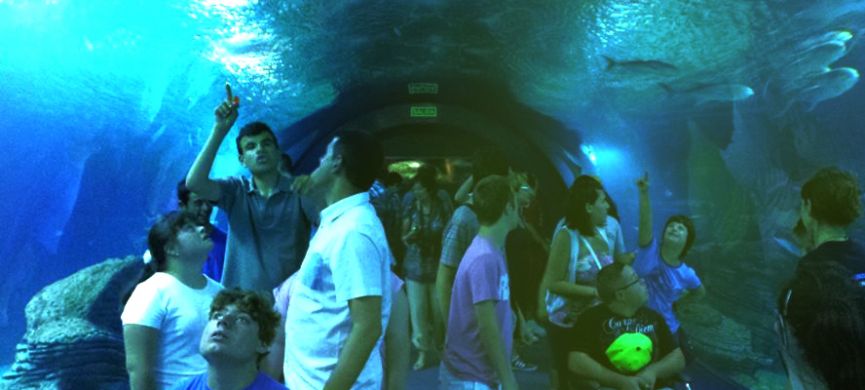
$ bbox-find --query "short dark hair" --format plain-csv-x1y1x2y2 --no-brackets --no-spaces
663,215,696,258
801,167,861,227
473,175,513,225
147,211,192,272
414,164,438,193
565,175,605,236
383,172,403,187
472,148,509,183
597,262,628,302
333,131,383,191
779,262,865,389
235,121,278,155
210,288,281,363
176,179,191,206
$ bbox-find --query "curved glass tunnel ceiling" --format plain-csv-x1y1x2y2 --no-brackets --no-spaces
2,0,865,389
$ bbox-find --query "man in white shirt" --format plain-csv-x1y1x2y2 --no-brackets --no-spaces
283,131,391,390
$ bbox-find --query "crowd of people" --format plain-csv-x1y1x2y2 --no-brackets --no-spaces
120,84,865,390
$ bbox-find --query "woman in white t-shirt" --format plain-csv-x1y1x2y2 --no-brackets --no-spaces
122,211,224,390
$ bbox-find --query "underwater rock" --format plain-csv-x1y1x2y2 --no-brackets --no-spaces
733,368,787,390
0,256,144,390
679,302,766,371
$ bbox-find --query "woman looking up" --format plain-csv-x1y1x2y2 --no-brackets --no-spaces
122,211,224,390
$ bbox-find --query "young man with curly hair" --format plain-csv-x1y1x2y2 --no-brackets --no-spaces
179,288,284,390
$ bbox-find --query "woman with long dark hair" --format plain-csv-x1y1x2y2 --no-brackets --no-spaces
122,211,224,389
539,175,627,389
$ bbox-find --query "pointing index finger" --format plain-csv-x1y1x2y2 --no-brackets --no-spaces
225,82,233,103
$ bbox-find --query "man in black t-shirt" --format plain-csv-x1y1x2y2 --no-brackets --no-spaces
568,263,685,390
797,167,865,284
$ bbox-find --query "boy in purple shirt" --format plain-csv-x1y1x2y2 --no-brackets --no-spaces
442,175,520,390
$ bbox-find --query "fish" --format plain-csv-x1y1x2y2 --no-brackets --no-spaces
660,83,754,104
777,67,860,115
798,29,854,50
602,55,678,73
779,41,848,91
797,67,860,111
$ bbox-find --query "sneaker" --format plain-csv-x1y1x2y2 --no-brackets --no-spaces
511,354,538,372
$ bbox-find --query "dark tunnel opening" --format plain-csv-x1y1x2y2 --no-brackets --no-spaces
277,78,580,233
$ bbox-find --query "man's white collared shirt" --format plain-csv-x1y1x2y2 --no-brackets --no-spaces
283,192,392,390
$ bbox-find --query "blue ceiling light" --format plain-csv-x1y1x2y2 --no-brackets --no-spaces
581,144,597,165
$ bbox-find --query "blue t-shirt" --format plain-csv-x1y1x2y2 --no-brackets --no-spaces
633,239,701,333
176,372,286,390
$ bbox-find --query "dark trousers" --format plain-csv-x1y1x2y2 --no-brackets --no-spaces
546,322,573,389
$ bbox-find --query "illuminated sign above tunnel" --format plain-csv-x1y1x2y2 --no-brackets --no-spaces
410,105,438,118
408,82,439,94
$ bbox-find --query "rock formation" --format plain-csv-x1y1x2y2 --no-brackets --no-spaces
1,256,144,389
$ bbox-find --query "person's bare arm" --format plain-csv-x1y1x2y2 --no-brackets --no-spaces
261,314,285,382
385,288,410,390
324,296,383,390
186,83,239,201
453,175,474,205
401,214,416,244
636,348,686,389
569,351,646,390
123,325,159,390
436,263,457,327
543,233,598,299
475,301,519,390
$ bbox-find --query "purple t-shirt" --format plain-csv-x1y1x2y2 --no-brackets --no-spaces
633,239,701,333
443,235,513,387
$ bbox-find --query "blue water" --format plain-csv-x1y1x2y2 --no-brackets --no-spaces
2,1,865,388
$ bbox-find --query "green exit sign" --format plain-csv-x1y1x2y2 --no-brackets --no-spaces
408,82,439,94
410,105,438,118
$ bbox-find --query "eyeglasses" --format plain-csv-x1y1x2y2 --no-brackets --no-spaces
210,310,254,327
617,277,644,291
